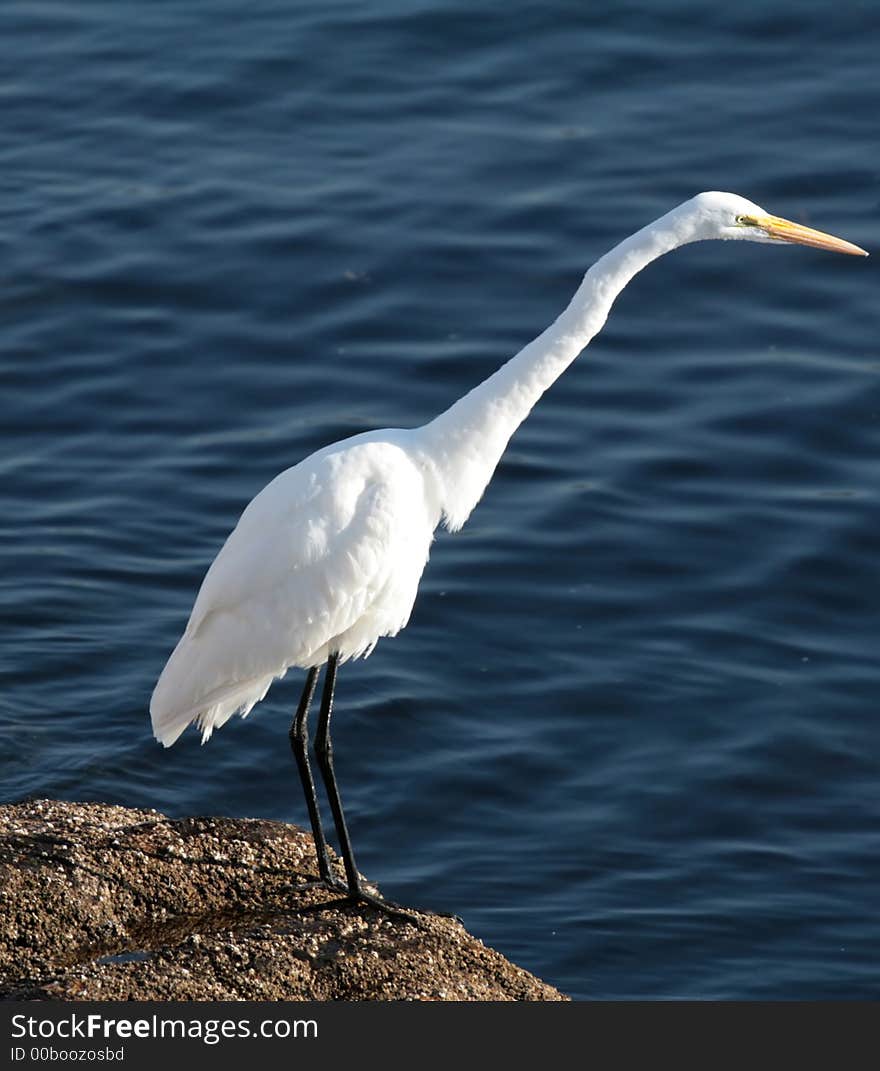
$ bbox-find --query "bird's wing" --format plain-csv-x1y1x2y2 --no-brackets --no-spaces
150,438,431,744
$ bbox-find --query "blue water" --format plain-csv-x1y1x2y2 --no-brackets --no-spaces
2,1,878,1000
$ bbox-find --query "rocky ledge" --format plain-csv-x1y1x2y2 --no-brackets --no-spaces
0,799,566,1001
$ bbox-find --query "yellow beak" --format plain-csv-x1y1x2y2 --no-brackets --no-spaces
751,214,868,256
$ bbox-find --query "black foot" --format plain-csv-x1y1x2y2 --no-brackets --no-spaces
346,886,426,923
321,872,350,895
285,873,460,925
312,883,461,928
285,872,349,897
347,877,462,924
287,882,430,928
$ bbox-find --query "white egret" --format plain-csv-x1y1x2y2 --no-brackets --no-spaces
151,192,865,911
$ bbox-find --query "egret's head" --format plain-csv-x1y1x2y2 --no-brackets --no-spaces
687,191,867,255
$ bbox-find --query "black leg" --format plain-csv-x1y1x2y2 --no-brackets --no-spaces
313,651,364,896
303,653,450,926
288,665,339,886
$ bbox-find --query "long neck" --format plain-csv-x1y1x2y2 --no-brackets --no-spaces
418,206,692,530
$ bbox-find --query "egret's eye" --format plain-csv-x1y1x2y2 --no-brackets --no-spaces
736,214,759,227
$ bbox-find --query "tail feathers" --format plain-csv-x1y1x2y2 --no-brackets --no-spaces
150,673,276,747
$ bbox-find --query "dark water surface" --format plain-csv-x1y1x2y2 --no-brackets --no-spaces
2,2,879,999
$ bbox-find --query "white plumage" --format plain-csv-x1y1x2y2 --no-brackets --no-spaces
150,191,864,912
151,431,439,744
151,191,864,776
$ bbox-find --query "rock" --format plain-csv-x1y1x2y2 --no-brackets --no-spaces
0,799,567,1001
